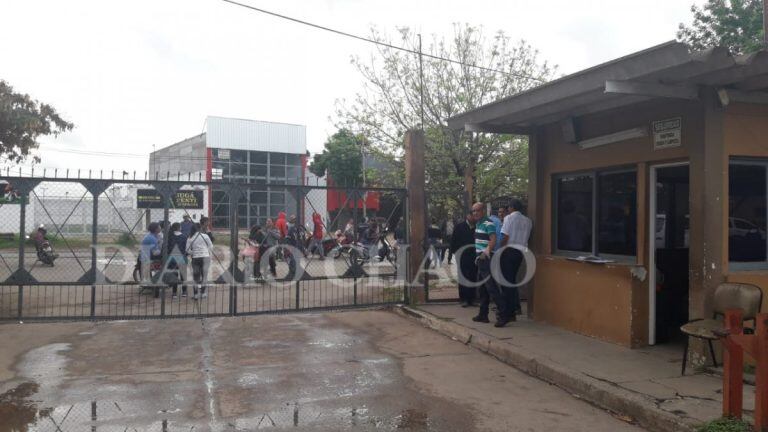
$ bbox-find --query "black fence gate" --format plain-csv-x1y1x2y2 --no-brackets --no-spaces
0,173,408,321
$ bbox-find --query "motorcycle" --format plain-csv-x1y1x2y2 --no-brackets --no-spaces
133,254,180,298
36,239,58,266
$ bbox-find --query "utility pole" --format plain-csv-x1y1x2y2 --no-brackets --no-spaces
361,135,367,219
417,33,425,131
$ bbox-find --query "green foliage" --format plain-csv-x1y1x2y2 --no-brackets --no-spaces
696,417,752,432
335,24,555,209
677,0,766,55
0,80,74,163
116,232,137,247
309,129,364,187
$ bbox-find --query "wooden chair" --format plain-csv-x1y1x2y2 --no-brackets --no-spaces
680,282,763,375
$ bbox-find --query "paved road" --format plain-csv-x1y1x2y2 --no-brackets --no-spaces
0,310,642,431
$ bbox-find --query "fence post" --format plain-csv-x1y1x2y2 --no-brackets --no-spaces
17,286,23,321
353,277,358,305
723,309,744,419
17,187,28,320
295,280,300,311
91,188,99,319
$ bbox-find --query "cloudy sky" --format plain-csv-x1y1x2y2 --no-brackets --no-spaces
2,0,704,176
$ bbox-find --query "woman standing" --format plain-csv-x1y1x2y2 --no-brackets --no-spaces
186,223,213,300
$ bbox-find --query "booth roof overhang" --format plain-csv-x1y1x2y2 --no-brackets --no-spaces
447,41,768,134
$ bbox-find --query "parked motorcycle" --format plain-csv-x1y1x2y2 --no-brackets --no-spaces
133,255,180,298
36,239,57,266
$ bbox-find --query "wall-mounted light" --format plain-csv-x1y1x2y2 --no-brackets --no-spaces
577,127,648,150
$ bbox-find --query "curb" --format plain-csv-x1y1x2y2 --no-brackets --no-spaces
392,305,697,432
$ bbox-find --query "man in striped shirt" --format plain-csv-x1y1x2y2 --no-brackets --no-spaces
471,202,512,327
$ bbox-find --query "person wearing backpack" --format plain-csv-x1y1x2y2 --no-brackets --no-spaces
186,223,213,300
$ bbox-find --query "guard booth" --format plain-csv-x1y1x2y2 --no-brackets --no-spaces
448,41,768,348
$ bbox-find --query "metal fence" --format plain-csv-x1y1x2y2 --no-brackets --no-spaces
0,174,408,321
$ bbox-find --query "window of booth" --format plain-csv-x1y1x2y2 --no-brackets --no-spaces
729,160,768,269
554,169,637,259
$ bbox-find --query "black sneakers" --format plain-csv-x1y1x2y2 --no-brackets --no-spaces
472,315,490,323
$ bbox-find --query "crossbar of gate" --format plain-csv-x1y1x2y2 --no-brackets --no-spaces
0,175,408,321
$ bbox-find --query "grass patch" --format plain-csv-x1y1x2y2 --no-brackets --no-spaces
697,417,753,432
116,232,138,247
0,233,93,250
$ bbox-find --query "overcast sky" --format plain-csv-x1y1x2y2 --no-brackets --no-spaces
2,0,705,176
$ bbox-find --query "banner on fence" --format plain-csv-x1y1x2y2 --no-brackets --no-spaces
136,189,204,209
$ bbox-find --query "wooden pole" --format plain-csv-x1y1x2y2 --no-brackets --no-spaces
405,130,426,303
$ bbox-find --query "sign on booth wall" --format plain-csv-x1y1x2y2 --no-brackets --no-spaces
136,189,204,209
652,117,682,150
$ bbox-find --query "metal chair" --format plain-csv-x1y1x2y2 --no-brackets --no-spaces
680,282,763,375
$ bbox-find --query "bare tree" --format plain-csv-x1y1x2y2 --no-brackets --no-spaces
334,24,555,209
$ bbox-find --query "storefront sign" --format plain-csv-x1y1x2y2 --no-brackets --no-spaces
652,117,682,149
136,189,204,209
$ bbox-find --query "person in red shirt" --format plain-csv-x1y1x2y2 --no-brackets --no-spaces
309,212,325,259
274,212,288,239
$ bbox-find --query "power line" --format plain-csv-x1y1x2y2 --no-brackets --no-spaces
220,0,547,83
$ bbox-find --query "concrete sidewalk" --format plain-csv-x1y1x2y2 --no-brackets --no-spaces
395,303,757,432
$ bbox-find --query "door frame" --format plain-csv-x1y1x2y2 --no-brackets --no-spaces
648,161,690,345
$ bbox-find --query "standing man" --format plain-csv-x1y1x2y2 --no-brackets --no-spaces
180,214,194,238
471,202,511,327
449,210,477,307
500,199,533,320
489,206,505,253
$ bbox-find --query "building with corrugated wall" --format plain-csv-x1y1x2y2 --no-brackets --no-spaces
149,116,307,229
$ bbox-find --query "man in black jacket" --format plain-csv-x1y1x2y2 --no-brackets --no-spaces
449,211,477,307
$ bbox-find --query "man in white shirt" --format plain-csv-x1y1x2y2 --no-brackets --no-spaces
499,199,533,319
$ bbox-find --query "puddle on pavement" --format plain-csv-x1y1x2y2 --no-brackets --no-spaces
0,382,52,432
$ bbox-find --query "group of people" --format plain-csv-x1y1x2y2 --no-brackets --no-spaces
449,199,533,327
140,214,214,300
245,211,323,280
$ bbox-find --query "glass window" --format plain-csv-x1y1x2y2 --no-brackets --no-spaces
729,162,767,264
556,175,593,253
250,191,267,203
251,164,267,178
230,150,247,163
250,151,268,164
212,190,228,205
286,153,301,166
286,166,301,182
270,192,285,205
230,162,247,176
597,171,637,256
213,204,229,217
270,152,286,165
270,166,286,178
